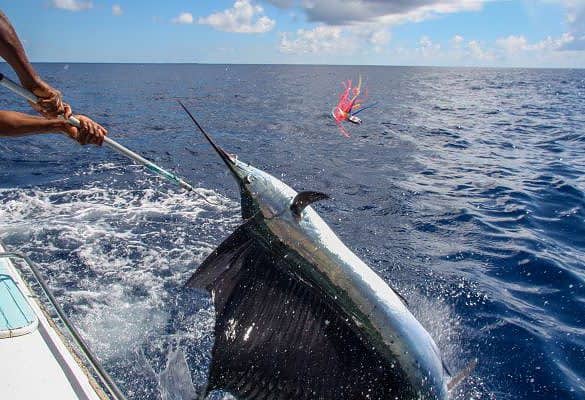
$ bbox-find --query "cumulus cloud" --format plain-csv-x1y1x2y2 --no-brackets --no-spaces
273,0,485,56
452,34,464,47
541,32,576,50
395,32,581,66
486,1,584,52
51,0,92,11
561,1,585,49
279,24,392,54
496,35,528,53
112,4,122,16
417,35,442,57
172,12,194,24
419,35,434,48
199,0,275,33
369,29,391,46
273,0,583,65
496,33,574,53
267,0,294,6
467,39,493,60
536,0,584,50
267,0,485,25
279,26,348,53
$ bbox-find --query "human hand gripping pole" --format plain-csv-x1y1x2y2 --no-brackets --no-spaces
0,72,199,194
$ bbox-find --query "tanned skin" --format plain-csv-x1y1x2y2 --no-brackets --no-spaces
0,111,106,145
0,11,107,145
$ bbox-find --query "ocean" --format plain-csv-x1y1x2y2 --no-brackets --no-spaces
0,63,584,399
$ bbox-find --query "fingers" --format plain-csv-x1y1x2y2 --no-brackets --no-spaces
31,95,63,118
57,114,107,147
30,82,108,147
96,123,108,146
43,92,64,117
78,118,91,145
64,125,79,143
31,83,65,118
63,103,73,120
73,116,108,146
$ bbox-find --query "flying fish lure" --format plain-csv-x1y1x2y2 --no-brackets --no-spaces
331,75,377,137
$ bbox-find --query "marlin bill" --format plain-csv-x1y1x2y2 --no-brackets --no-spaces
179,102,474,400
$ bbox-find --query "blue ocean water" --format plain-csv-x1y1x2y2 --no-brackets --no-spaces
0,63,584,400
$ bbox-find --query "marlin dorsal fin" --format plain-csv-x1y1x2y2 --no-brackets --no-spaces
290,191,330,217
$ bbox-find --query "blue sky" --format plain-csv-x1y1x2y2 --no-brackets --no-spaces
3,0,585,67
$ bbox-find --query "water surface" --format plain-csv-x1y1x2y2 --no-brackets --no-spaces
1,64,584,399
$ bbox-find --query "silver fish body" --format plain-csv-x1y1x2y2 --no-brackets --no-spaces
178,102,450,399
232,159,449,400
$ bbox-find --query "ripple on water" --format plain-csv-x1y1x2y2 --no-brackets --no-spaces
1,64,585,400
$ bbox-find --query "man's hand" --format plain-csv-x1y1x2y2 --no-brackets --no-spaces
62,115,108,146
0,111,107,144
27,79,71,119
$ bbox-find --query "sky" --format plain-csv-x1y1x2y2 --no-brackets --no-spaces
2,0,585,67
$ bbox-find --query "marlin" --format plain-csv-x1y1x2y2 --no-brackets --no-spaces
180,102,470,399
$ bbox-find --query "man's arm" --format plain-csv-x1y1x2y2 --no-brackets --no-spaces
0,11,39,90
0,111,108,145
0,11,67,117
0,110,65,136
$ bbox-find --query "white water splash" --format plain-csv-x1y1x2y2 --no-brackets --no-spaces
0,181,484,398
0,184,239,363
158,348,198,400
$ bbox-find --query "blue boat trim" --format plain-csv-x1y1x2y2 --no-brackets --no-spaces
0,258,38,338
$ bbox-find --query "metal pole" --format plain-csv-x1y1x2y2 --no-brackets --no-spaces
0,72,195,192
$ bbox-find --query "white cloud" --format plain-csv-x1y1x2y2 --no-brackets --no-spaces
419,35,433,48
467,39,493,60
369,29,391,46
198,0,275,33
112,4,122,16
417,35,441,56
542,0,585,49
371,31,391,52
496,35,528,53
268,0,485,26
51,0,92,11
562,3,585,49
496,33,574,53
272,1,486,57
279,26,348,53
452,34,464,47
279,24,394,55
172,12,194,24
537,33,575,50
267,0,294,6
277,27,581,66
383,32,583,67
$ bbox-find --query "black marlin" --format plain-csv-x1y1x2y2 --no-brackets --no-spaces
180,102,469,399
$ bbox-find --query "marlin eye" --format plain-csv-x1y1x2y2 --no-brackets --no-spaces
244,175,254,184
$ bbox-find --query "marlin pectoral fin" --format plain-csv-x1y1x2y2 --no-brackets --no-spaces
186,220,254,313
290,191,330,217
